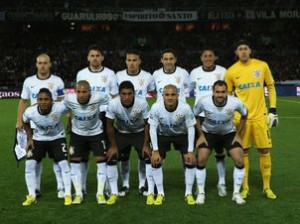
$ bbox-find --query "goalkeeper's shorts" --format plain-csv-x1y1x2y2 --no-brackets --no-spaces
240,118,272,149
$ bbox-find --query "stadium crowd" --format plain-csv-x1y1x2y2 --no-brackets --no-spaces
0,25,299,88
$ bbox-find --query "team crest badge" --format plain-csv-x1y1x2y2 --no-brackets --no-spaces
175,76,181,84
131,108,141,117
90,105,96,111
101,76,108,84
253,69,261,78
48,82,54,90
215,73,222,80
226,108,234,117
138,79,145,86
51,113,60,122
175,113,184,122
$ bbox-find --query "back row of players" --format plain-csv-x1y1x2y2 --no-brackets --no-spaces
17,41,278,206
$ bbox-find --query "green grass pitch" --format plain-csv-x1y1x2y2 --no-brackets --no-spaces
0,97,299,224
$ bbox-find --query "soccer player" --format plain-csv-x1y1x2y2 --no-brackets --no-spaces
76,44,118,196
64,80,117,205
106,81,151,200
148,84,196,205
152,48,190,102
16,53,65,198
22,88,72,206
194,80,247,205
225,40,278,199
190,48,228,197
116,50,155,196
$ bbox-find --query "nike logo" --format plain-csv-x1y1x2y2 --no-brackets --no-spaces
197,78,201,80
157,81,161,83
235,77,240,79
30,85,36,88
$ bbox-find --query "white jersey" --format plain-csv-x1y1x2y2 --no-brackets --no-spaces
190,65,226,106
152,66,190,102
149,100,196,136
64,92,109,136
116,69,155,98
76,67,118,111
23,102,68,141
106,96,150,133
21,74,65,128
193,95,247,135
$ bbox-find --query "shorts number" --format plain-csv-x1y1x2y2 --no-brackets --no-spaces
61,143,67,153
101,140,106,150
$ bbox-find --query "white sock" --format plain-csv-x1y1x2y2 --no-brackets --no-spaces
25,160,37,197
216,158,226,186
35,162,42,191
146,163,155,195
138,159,146,189
107,165,118,195
233,166,245,194
70,163,82,196
53,162,64,191
80,161,89,192
58,160,71,196
96,162,107,195
120,160,130,188
196,167,206,194
185,167,196,196
152,166,164,196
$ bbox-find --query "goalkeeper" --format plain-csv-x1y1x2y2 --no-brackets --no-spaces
225,39,278,200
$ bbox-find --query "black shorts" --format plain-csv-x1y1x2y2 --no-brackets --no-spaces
69,132,107,158
116,130,145,161
195,119,224,154
198,131,241,152
27,138,68,162
158,134,188,159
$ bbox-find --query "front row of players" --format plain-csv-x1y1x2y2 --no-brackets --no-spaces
22,80,247,206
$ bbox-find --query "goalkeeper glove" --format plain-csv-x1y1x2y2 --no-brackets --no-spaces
267,108,278,128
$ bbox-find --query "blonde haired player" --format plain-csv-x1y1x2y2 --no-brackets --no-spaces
225,40,278,199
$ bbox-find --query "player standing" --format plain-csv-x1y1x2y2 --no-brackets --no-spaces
76,45,118,196
17,53,65,198
225,40,278,199
116,50,155,196
148,85,196,205
152,48,190,102
190,48,227,197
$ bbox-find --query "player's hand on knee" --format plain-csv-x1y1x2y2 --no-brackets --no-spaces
142,144,152,158
106,146,118,161
267,108,278,128
184,152,196,166
151,151,161,167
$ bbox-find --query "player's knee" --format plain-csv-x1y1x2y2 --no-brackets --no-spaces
144,157,151,164
197,157,206,167
107,160,117,166
196,165,205,170
95,156,106,163
235,158,244,168
185,163,196,169
151,163,162,168
258,148,270,154
235,164,244,170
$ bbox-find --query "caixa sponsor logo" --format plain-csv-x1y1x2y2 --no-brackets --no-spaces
0,91,21,99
